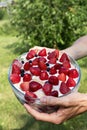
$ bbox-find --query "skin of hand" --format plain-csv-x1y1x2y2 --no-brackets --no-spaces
24,92,87,124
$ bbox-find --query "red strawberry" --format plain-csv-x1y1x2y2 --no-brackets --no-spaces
68,69,79,78
59,53,69,62
25,91,37,102
39,61,47,70
43,82,53,95
63,60,71,69
12,59,22,68
23,73,32,82
32,58,39,65
54,63,62,70
58,73,66,82
12,64,21,74
66,77,76,87
24,62,32,71
59,67,69,75
29,81,42,92
50,90,58,97
20,82,29,91
60,82,70,94
10,73,20,84
38,48,46,56
26,49,36,60
40,71,49,80
47,49,59,59
49,66,57,75
48,57,57,64
39,57,47,62
49,76,59,85
30,67,41,76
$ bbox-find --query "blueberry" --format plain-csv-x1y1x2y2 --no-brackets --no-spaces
46,63,49,66
20,69,25,77
47,68,50,72
35,54,38,57
21,60,24,64
29,60,32,63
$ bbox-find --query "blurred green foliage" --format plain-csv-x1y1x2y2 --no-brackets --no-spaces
10,0,87,51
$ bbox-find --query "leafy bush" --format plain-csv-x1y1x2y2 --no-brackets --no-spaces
0,9,5,20
10,0,87,52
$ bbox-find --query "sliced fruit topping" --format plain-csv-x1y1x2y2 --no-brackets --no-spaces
39,61,47,70
26,49,36,60
25,91,37,102
38,48,46,56
54,63,62,70
42,82,53,95
48,57,57,64
39,57,47,62
47,49,59,59
58,73,66,82
10,73,20,84
23,73,32,82
24,62,32,71
68,69,79,78
40,71,49,80
66,77,76,87
59,53,69,62
63,60,71,69
59,67,69,75
49,76,59,85
49,66,57,75
60,82,70,94
50,90,58,97
29,81,42,92
12,64,21,74
12,59,22,68
20,82,29,91
32,58,39,65
30,67,41,76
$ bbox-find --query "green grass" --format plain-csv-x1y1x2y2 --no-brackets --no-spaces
0,19,87,130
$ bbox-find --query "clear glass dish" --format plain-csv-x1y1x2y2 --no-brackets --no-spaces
8,53,81,113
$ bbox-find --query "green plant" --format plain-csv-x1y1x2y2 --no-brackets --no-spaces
11,0,87,52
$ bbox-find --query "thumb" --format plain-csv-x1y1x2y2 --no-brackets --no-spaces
40,96,68,106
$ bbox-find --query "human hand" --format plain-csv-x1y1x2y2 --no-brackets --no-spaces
24,92,87,124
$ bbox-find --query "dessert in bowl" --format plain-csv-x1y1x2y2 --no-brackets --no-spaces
8,47,81,113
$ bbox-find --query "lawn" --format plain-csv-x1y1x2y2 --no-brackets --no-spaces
0,19,87,130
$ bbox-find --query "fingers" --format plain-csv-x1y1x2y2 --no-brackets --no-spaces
40,96,70,107
24,103,58,123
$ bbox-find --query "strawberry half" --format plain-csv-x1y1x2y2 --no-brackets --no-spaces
20,82,29,91
66,77,76,87
39,61,47,70
23,73,32,82
50,90,58,97
29,81,42,92
26,49,36,60
25,91,37,102
47,49,59,59
40,71,49,80
68,69,79,78
58,73,66,82
12,64,21,74
49,66,57,75
30,67,41,76
42,82,53,95
59,53,69,62
38,48,46,56
60,82,70,94
24,62,32,71
10,73,20,84
49,76,59,85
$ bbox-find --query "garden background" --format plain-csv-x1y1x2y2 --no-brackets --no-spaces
0,0,87,130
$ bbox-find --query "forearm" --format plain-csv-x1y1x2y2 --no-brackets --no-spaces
64,35,87,60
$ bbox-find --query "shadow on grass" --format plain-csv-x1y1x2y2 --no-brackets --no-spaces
13,112,87,130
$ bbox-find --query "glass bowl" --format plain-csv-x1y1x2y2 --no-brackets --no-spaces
8,51,81,113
